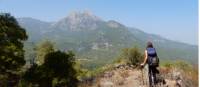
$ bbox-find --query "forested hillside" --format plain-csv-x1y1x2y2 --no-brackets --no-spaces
17,11,198,69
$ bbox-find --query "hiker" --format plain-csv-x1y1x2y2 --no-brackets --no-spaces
140,41,159,87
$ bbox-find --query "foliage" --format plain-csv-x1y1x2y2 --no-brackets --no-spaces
162,60,192,71
44,50,78,87
117,47,143,66
23,50,78,87
0,13,28,86
74,60,91,81
161,60,198,87
35,40,55,65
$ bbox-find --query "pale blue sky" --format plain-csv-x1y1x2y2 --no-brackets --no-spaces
0,0,198,45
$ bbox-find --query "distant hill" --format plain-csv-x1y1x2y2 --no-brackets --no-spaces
127,27,198,64
17,11,198,68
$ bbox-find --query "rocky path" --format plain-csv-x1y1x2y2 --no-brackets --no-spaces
93,65,150,87
85,65,182,87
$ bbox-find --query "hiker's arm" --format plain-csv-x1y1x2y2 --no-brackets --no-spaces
141,50,148,65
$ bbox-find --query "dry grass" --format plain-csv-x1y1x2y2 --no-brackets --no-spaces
119,70,129,78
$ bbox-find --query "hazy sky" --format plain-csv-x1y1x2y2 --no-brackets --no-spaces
0,0,198,45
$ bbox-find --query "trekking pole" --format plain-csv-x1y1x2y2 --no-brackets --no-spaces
141,66,145,86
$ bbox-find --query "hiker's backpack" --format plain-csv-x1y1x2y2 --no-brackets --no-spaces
147,47,159,67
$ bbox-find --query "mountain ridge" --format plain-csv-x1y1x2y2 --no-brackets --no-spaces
18,16,197,46
17,11,198,68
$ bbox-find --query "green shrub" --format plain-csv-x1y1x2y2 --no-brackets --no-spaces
23,50,78,87
117,47,143,66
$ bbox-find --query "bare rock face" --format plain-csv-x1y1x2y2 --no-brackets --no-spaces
107,20,124,29
53,11,102,31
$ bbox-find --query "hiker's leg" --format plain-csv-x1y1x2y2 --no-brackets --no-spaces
148,66,152,87
153,72,157,84
151,67,156,84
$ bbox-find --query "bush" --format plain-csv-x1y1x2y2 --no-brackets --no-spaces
117,47,143,66
161,60,198,87
23,50,78,87
128,47,143,65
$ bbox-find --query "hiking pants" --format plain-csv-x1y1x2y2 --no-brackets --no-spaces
148,66,159,87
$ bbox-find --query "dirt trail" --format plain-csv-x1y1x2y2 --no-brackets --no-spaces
92,65,150,87
98,69,145,87
85,65,181,87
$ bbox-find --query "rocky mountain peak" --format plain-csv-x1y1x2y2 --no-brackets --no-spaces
52,11,102,31
67,11,101,22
